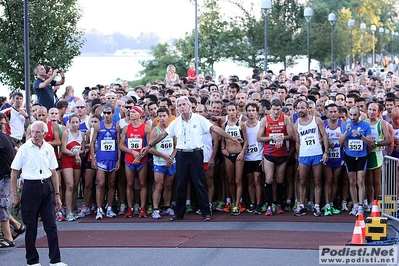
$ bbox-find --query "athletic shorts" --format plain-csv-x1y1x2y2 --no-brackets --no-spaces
97,159,117,172
286,156,296,168
367,151,383,170
264,155,287,166
203,163,209,171
61,157,82,170
0,177,11,221
324,159,344,170
345,155,367,173
244,160,262,173
126,162,147,172
154,163,176,176
298,155,322,167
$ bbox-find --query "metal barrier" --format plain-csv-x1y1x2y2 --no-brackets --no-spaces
381,156,399,221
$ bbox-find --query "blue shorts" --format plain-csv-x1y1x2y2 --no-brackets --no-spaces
299,155,322,167
324,159,344,169
126,162,146,171
154,163,176,176
97,159,117,172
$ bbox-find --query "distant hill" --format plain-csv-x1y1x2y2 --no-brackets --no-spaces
80,29,161,55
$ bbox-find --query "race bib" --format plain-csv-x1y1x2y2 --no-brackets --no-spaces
71,145,81,156
348,139,363,151
159,138,173,150
127,138,142,150
269,133,284,145
304,135,316,146
101,140,115,151
246,144,259,154
329,147,341,158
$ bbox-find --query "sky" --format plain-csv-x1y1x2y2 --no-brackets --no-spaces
77,0,195,40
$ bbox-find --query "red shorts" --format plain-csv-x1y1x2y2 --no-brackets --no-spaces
203,163,209,171
61,156,82,170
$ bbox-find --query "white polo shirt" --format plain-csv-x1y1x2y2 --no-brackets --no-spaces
11,139,58,180
166,113,212,150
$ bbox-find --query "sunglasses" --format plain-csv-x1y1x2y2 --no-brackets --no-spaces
103,111,112,115
125,106,133,109
336,98,345,101
75,106,85,109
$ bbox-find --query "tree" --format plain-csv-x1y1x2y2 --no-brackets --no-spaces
130,43,187,87
0,0,84,90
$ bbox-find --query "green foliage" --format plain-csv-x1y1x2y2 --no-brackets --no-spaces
130,43,188,87
0,0,84,90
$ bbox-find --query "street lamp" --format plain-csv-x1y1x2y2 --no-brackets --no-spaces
360,23,366,67
194,0,198,76
371,25,376,66
328,13,336,70
304,7,313,73
395,32,399,57
261,0,272,72
385,29,390,58
348,19,355,71
379,27,384,64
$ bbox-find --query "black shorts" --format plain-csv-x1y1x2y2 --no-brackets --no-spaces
263,155,287,166
244,160,262,173
344,155,367,173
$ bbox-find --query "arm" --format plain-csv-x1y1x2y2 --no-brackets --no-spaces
26,125,32,140
237,122,248,161
55,70,65,86
90,125,100,169
140,130,168,154
210,124,242,143
38,72,58,89
148,128,170,160
293,123,300,158
50,169,62,210
376,120,392,146
11,169,20,207
387,123,395,156
116,122,121,170
284,115,293,141
208,131,219,169
256,117,270,143
316,117,329,163
339,123,350,146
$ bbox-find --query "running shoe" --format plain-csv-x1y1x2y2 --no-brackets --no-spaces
61,206,67,217
324,206,332,216
293,206,307,216
152,209,161,219
204,215,212,221
356,205,364,217
95,211,103,220
347,201,353,210
349,206,358,216
147,205,153,215
195,209,202,215
90,204,97,215
164,207,174,216
272,203,277,214
106,208,117,218
186,204,194,213
247,203,255,213
254,204,262,215
331,206,341,214
276,204,284,214
238,202,246,212
215,201,225,212
139,207,147,218
284,203,292,212
292,201,298,211
341,201,349,212
265,206,273,216
66,212,76,222
261,202,268,212
231,204,240,215
133,204,140,216
77,207,91,218
314,206,322,217
222,203,231,212
118,204,127,216
56,211,65,221
124,208,134,218
307,201,315,212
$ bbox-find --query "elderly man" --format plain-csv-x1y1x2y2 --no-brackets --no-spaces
142,97,242,221
11,121,67,266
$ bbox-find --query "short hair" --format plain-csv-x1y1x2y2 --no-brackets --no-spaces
270,98,283,108
176,96,192,107
157,107,170,115
31,120,48,133
68,114,81,123
159,97,172,107
102,103,115,113
245,102,259,112
91,114,102,121
56,100,68,109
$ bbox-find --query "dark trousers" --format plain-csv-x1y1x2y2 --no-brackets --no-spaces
175,150,210,218
21,179,61,265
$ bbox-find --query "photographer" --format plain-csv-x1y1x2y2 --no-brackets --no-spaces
33,65,65,111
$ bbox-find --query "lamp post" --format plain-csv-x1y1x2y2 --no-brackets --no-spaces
395,32,399,57
194,0,198,76
371,25,376,66
360,23,366,67
379,27,384,64
261,0,272,72
385,29,390,59
304,7,313,73
348,19,355,71
328,13,336,70
392,31,395,60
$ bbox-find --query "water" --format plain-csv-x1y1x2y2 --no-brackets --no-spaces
0,54,319,100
